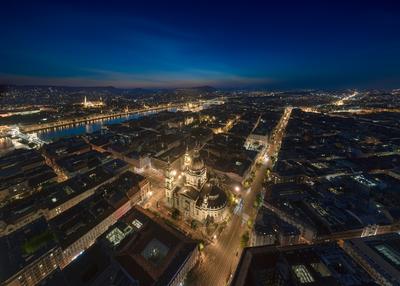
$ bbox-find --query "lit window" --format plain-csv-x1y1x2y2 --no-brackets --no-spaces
375,244,400,266
292,265,314,284
132,219,143,229
106,228,126,247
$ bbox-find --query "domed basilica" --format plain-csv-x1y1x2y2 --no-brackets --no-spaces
165,147,229,223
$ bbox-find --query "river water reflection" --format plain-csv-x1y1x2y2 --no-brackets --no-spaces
36,109,174,142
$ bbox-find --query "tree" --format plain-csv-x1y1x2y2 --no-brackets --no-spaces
23,231,56,255
171,209,180,220
247,219,254,229
240,231,250,248
198,241,205,251
254,193,263,209
191,220,198,229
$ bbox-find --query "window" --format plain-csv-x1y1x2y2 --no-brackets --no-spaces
292,265,314,284
374,244,400,266
106,228,125,246
132,219,143,229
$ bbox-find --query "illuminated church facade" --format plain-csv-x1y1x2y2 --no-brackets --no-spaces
165,147,229,223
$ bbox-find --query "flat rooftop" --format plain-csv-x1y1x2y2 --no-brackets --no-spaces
103,207,198,286
232,243,376,286
49,191,126,249
45,166,113,209
345,233,400,283
0,218,57,284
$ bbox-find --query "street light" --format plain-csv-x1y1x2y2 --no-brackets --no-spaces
234,186,240,192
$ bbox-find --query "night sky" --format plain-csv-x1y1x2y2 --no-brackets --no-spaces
1,1,399,89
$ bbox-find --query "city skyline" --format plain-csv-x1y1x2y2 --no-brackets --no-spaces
2,2,400,286
1,1,400,89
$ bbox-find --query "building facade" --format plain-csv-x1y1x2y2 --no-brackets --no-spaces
165,147,229,223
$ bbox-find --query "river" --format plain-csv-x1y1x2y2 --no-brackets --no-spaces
35,109,175,142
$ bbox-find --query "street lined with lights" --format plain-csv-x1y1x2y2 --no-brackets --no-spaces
193,107,292,286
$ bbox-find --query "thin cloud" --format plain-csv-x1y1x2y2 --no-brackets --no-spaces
0,70,275,88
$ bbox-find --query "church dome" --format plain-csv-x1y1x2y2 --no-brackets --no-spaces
189,148,205,172
197,182,227,210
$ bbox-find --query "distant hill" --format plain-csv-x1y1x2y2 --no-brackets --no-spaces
176,86,217,93
0,84,217,93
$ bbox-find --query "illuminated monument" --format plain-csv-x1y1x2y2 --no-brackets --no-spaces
82,96,104,108
165,146,229,223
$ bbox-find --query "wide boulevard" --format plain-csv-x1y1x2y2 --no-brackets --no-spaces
193,107,292,286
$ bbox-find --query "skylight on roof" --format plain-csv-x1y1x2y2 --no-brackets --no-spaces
292,265,315,284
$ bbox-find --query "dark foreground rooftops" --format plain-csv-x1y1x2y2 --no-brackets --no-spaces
43,207,199,286
109,208,198,286
232,243,377,286
0,218,57,285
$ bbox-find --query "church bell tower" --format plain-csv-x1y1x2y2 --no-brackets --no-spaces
184,145,191,170
165,158,174,206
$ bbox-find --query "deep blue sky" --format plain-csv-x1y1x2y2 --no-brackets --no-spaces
1,1,399,89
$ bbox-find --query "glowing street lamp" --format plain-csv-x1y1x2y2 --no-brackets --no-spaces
234,186,240,192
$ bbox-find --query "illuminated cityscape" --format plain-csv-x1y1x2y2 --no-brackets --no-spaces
1,1,400,286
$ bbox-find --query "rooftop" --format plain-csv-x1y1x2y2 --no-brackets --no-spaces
232,243,376,286
102,207,198,286
0,218,57,284
49,191,125,249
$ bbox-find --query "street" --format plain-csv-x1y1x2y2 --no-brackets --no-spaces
192,107,292,286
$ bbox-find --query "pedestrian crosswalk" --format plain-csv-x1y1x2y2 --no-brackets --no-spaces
234,198,243,215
